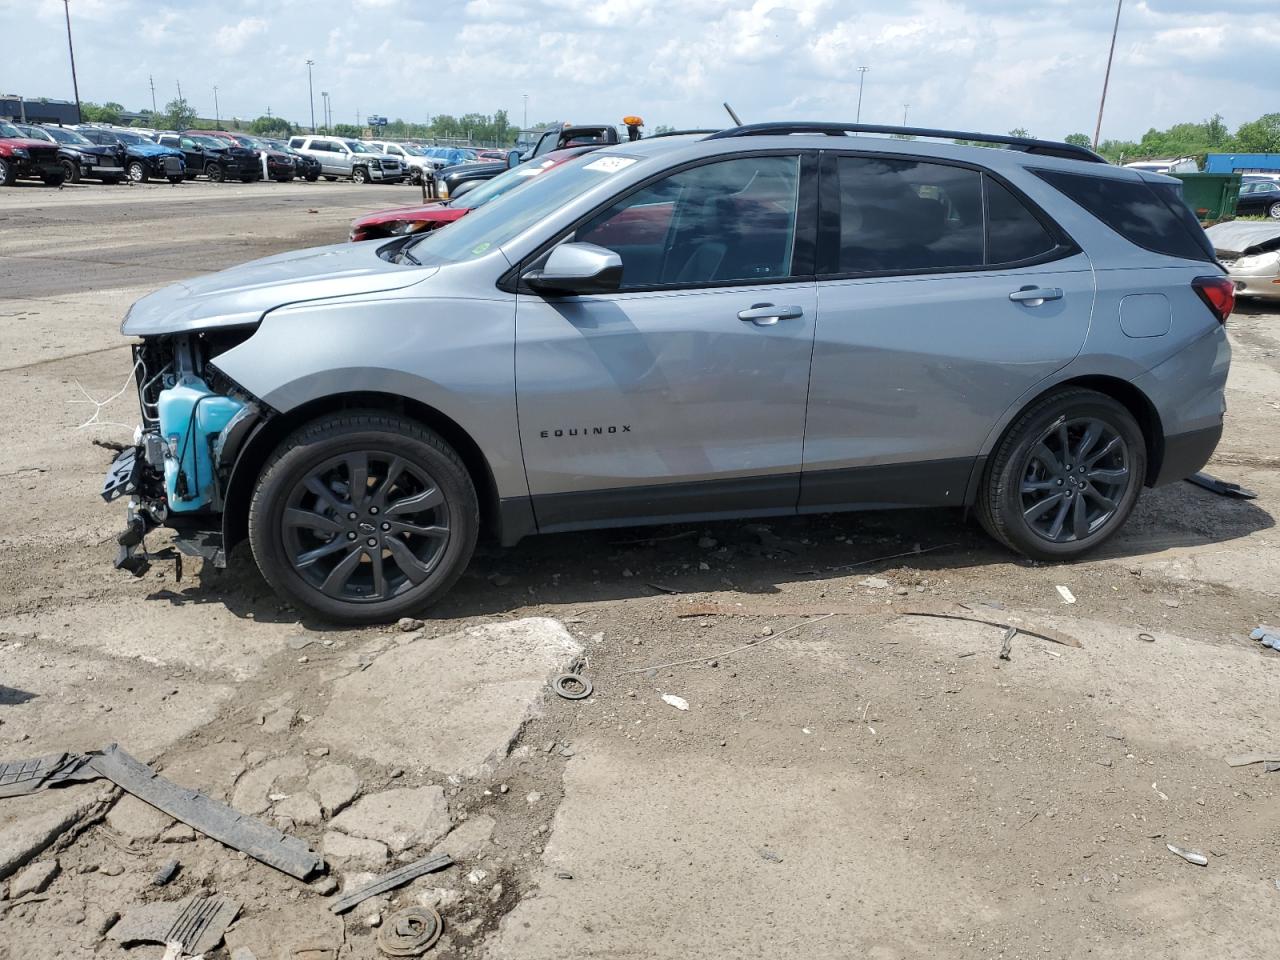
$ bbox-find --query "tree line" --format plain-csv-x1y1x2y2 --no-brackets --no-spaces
1067,113,1280,161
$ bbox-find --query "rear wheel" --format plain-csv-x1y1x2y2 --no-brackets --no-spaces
1268,201,1280,220
127,160,148,183
352,166,370,184
978,388,1145,561
249,413,479,623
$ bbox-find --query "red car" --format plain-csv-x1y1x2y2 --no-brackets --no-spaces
348,145,599,242
0,121,65,186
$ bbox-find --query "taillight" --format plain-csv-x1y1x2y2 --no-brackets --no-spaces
1192,275,1235,325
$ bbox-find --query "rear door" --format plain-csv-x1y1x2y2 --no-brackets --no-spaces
515,151,819,531
801,152,1094,510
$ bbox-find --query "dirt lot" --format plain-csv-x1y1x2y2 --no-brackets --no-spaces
0,178,1277,959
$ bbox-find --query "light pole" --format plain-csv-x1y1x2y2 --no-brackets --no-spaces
321,92,329,133
213,86,221,129
1093,0,1124,150
855,66,869,123
63,0,82,123
522,93,528,128
902,103,909,125
306,59,316,134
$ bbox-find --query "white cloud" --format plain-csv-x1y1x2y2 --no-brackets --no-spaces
4,0,1276,142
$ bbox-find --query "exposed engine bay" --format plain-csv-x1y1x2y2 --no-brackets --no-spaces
102,330,263,574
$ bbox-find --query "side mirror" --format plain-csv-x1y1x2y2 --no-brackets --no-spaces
523,242,623,295
507,150,521,169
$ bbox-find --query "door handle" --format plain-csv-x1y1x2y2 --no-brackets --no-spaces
738,303,804,326
1008,286,1063,306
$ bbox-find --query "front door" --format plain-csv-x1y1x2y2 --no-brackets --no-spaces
516,152,818,532
801,152,1095,510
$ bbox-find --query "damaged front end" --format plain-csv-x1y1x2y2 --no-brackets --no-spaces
102,330,263,575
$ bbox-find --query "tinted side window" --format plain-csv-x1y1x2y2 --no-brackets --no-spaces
834,156,983,274
1034,169,1214,262
985,176,1057,264
577,155,802,289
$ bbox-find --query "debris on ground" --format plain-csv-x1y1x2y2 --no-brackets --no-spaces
1056,585,1077,604
153,857,181,886
377,905,443,956
107,895,241,954
1250,626,1279,649
896,601,1083,648
998,626,1016,661
1224,752,1280,767
161,943,204,960
552,671,593,700
1186,472,1258,499
1166,843,1208,867
329,853,453,915
9,858,59,897
758,848,783,863
0,752,100,798
622,613,838,676
662,694,689,711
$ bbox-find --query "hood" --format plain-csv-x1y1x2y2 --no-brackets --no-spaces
1205,220,1280,257
129,142,183,158
123,240,437,336
1,136,57,152
442,160,503,179
354,202,467,229
64,143,119,159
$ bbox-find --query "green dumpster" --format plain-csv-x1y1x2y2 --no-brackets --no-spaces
1170,173,1242,223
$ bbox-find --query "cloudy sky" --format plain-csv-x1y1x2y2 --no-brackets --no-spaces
5,0,1278,140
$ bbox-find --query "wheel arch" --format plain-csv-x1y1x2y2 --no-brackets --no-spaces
968,373,1166,505
222,391,506,555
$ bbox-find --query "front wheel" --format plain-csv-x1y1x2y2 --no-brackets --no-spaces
352,166,370,184
248,413,479,623
0,159,15,187
207,163,225,183
1268,201,1280,220
61,158,80,183
978,388,1146,561
127,160,148,183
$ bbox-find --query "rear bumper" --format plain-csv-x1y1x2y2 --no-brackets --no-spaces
1152,424,1223,487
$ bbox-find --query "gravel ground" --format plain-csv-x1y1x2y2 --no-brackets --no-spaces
0,178,1277,959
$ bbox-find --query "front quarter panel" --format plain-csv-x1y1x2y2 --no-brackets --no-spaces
209,271,527,499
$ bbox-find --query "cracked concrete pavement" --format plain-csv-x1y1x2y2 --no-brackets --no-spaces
1,179,1278,959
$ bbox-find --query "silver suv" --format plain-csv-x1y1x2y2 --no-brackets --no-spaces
105,123,1233,622
287,135,405,183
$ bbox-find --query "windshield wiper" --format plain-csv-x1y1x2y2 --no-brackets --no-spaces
398,246,421,266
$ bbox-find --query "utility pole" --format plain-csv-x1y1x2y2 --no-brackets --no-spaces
855,66,869,123
62,0,82,122
213,86,221,129
305,59,316,134
149,74,157,115
1093,0,1124,150
176,80,183,101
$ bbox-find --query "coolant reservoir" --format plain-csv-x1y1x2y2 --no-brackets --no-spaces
156,377,246,513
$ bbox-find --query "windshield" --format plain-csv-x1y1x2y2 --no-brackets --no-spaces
44,126,92,145
402,145,425,156
0,122,20,138
452,157,561,210
16,125,53,142
346,140,372,153
192,135,225,149
408,152,637,263
113,131,147,144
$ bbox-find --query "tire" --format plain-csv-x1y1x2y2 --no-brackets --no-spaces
207,163,225,183
248,412,479,623
0,159,15,187
42,172,66,187
352,166,370,184
1268,201,1280,220
127,160,148,183
978,388,1146,562
61,158,80,183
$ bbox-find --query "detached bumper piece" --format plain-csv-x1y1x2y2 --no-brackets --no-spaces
102,447,154,575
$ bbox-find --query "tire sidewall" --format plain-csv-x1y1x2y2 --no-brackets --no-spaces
249,419,478,622
989,393,1146,560
128,161,147,182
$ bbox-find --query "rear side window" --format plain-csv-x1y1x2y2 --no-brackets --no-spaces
985,176,1057,264
1033,169,1214,262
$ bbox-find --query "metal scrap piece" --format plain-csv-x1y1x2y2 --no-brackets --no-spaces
89,744,322,880
1166,843,1208,867
1186,472,1258,499
896,600,1083,648
330,853,453,915
1224,753,1280,768
0,752,100,798
377,905,443,956
107,895,241,955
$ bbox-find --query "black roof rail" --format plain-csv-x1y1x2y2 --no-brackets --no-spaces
649,128,719,138
704,122,1107,164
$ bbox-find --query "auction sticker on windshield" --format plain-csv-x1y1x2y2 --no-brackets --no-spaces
583,156,637,173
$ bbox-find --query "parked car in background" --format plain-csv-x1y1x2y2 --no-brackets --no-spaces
348,146,602,241
1207,221,1280,301
0,121,65,186
363,141,436,185
437,125,621,197
157,134,261,182
1235,180,1280,219
14,123,126,184
424,146,478,166
187,131,295,182
260,138,322,182
76,127,186,184
287,135,406,183
105,123,1232,621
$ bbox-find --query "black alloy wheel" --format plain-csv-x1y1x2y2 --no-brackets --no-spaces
60,158,80,183
1019,418,1131,544
208,162,225,182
